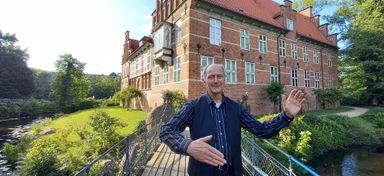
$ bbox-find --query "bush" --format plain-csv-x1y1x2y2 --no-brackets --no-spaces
19,137,69,176
247,111,380,163
161,90,187,112
76,98,99,111
3,135,33,164
98,99,119,107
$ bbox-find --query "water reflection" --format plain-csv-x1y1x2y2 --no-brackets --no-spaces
0,119,35,175
313,147,384,176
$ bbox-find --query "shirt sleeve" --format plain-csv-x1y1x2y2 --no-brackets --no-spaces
159,102,194,154
240,106,293,139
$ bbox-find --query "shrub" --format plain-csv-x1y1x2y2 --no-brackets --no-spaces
19,137,69,176
3,135,33,164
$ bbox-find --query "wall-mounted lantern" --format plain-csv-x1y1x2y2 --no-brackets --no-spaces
197,43,201,55
259,55,263,64
221,48,226,59
240,52,244,61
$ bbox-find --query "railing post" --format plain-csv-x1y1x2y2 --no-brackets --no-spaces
86,167,90,176
289,158,293,176
121,137,130,176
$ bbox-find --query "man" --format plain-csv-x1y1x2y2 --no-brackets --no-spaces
160,64,305,176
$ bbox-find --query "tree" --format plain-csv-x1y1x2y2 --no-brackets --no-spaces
89,75,120,99
327,0,384,105
314,87,342,109
0,30,34,98
113,86,142,110
265,81,285,112
52,54,90,112
292,0,336,15
32,69,55,99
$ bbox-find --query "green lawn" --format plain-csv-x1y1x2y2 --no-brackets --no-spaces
40,106,147,139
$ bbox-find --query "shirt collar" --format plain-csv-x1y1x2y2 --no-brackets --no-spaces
204,92,226,105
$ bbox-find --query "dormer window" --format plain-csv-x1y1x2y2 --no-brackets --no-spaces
286,19,294,31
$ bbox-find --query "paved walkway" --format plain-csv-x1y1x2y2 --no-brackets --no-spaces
336,106,369,117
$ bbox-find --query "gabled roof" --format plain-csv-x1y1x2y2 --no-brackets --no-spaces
203,0,336,47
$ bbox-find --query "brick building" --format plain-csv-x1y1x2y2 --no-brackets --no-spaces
121,0,338,115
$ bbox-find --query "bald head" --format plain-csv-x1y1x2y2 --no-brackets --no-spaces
202,64,225,81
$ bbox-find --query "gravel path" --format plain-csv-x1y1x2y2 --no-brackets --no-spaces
336,106,369,117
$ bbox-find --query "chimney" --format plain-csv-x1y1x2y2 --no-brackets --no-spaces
299,6,312,17
319,23,329,36
311,15,320,26
284,0,292,9
125,31,130,44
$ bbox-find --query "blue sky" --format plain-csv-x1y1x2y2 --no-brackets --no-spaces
0,0,336,74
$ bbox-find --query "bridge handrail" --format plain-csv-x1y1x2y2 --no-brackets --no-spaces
241,134,319,176
75,103,171,176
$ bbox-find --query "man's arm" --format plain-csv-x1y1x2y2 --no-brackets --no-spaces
159,102,194,154
241,89,305,138
240,109,293,139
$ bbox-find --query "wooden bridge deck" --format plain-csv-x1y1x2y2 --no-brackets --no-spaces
142,143,189,176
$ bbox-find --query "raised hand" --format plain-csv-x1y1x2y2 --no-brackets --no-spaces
282,89,306,118
186,135,227,167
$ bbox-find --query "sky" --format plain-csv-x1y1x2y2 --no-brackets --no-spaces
0,0,155,74
0,0,336,75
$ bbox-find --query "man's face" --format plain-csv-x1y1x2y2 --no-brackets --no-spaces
204,65,225,96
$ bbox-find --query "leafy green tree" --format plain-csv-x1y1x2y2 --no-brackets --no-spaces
113,86,142,110
314,87,342,109
89,75,120,99
265,81,284,112
32,69,55,99
0,30,34,98
52,54,90,112
327,0,384,105
292,0,336,14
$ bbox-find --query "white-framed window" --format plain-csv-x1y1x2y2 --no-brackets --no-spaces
245,62,255,84
163,65,169,84
304,70,310,87
291,68,298,87
303,47,309,62
279,39,286,57
175,20,181,45
154,29,163,51
210,18,221,45
174,57,181,82
225,59,236,83
240,30,250,50
286,19,294,31
315,72,321,88
327,52,332,67
270,66,278,82
200,56,214,79
328,74,334,87
154,66,160,85
291,43,297,60
143,53,148,71
314,49,319,64
259,35,267,53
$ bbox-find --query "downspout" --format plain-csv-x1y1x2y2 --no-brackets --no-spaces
320,47,324,89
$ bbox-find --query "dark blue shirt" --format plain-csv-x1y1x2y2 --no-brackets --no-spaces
160,93,293,165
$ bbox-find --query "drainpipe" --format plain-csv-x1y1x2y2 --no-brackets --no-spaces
320,47,324,89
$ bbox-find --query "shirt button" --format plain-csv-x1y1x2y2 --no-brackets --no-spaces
219,120,221,123
220,133,223,135
222,146,224,148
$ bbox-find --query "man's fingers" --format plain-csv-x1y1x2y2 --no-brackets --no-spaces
208,147,226,164
300,98,306,105
198,135,213,142
294,90,302,99
288,89,297,98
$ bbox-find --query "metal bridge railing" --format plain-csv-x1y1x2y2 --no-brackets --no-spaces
75,104,171,176
241,135,319,176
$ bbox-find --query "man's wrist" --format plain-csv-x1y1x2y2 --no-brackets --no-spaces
283,111,294,119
